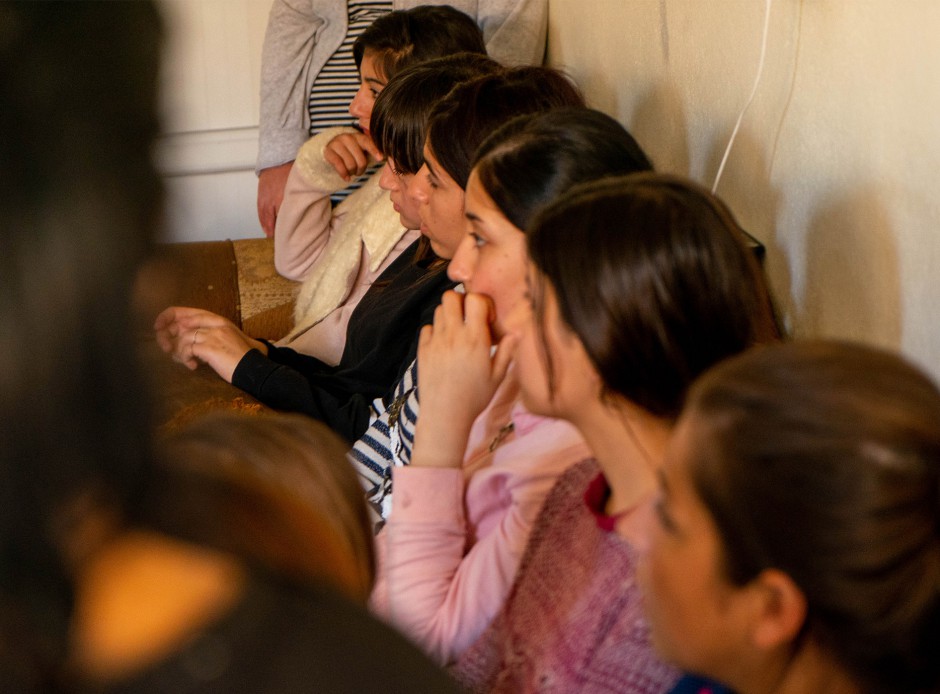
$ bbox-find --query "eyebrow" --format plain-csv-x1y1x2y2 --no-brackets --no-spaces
465,210,482,223
365,76,386,88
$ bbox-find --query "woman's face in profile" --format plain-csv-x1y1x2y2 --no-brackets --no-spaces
378,159,420,229
350,50,386,136
409,144,466,259
447,170,528,339
639,412,754,684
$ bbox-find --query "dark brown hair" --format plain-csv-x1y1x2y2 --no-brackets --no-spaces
527,173,779,419
370,53,500,175
472,107,653,232
425,66,585,190
685,340,940,694
0,2,163,685
353,5,486,81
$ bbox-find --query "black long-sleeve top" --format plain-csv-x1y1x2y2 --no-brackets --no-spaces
232,240,454,442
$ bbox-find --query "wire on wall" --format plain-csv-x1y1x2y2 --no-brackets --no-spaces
711,0,773,194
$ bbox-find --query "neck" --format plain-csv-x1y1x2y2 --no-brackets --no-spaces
737,640,861,694
569,396,670,517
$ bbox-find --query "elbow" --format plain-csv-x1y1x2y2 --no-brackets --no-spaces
273,253,303,280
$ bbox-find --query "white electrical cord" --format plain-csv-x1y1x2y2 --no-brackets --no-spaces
711,0,773,193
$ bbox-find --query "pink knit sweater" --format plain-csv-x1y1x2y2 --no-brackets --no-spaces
451,458,679,693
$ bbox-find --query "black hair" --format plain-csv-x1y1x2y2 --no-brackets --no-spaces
353,5,486,81
370,53,501,174
472,107,653,232
0,2,163,685
527,173,779,418
425,66,585,190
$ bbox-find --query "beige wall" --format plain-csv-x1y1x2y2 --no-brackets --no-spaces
157,0,270,242
547,0,940,381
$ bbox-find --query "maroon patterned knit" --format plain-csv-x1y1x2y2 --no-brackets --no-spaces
451,458,679,693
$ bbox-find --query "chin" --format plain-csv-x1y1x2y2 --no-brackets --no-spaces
429,240,454,260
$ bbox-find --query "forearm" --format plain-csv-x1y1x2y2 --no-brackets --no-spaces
232,347,375,442
378,467,487,665
378,465,532,665
273,128,356,279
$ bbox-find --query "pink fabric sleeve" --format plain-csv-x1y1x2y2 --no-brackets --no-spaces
272,127,352,280
373,417,589,666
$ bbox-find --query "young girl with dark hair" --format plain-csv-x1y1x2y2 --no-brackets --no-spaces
451,173,779,691
642,340,940,694
365,106,654,665
155,49,498,442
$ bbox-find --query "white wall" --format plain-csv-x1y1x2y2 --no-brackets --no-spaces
156,0,270,242
546,0,940,382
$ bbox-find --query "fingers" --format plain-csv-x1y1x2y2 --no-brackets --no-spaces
433,290,466,332
491,332,518,385
189,325,258,383
463,293,496,334
354,131,384,162
325,133,382,181
435,291,495,341
153,307,236,364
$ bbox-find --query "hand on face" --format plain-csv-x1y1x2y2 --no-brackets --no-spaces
410,290,518,469
153,306,267,383
324,131,383,182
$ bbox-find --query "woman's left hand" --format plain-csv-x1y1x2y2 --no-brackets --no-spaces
153,306,268,383
410,291,517,469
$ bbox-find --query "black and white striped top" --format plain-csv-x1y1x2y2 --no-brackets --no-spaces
307,0,391,135
349,357,420,531
309,0,391,203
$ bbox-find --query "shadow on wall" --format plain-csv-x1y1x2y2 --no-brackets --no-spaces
628,80,690,177
800,187,902,348
704,127,792,336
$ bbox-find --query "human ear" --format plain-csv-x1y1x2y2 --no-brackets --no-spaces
749,568,808,650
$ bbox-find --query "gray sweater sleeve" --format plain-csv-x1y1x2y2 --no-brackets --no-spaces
475,0,548,67
257,0,343,173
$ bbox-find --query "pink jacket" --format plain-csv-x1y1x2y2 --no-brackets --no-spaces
273,126,416,365
371,372,591,665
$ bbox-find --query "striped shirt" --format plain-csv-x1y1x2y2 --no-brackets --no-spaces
349,357,420,530
309,0,390,203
